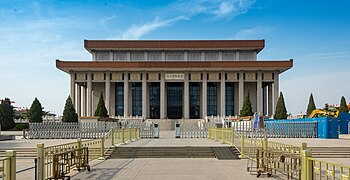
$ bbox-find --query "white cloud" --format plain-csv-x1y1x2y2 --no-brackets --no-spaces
113,0,256,40
212,0,255,18
234,26,275,39
114,16,188,40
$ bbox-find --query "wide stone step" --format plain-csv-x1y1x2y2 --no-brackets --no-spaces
110,146,240,159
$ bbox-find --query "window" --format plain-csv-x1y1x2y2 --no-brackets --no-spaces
149,83,160,119
225,82,234,116
115,82,124,116
131,51,144,61
114,51,127,61
96,52,109,61
239,51,254,60
222,51,236,61
148,51,162,61
166,51,184,61
132,82,142,116
207,82,217,116
190,82,200,118
188,51,201,61
205,51,219,61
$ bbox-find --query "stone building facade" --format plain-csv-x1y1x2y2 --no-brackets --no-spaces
56,40,293,119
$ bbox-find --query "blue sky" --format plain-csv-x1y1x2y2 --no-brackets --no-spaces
0,0,349,115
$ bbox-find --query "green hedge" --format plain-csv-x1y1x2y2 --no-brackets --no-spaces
15,123,29,130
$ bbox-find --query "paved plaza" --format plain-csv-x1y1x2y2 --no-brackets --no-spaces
0,131,349,179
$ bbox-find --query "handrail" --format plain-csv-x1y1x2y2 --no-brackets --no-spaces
50,147,89,179
37,127,140,180
308,157,350,180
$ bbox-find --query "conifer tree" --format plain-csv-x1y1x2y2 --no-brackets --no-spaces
28,98,43,122
306,93,316,115
240,91,254,117
62,96,78,122
339,96,349,113
0,98,16,130
94,92,108,117
274,92,288,119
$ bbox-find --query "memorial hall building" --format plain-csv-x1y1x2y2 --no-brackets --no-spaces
56,40,293,119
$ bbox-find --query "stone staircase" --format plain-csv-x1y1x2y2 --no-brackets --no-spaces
0,148,37,157
309,147,350,158
110,146,240,159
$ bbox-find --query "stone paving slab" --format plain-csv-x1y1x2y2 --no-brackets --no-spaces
69,158,275,180
270,135,350,147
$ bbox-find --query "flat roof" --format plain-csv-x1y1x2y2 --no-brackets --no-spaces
84,40,265,52
56,59,293,73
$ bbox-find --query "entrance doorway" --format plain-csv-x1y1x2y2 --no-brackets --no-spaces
167,82,183,119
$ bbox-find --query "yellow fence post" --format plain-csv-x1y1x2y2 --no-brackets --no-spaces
37,143,45,180
214,128,217,141
111,128,115,147
5,150,16,180
231,128,234,145
98,137,105,160
137,128,140,139
301,142,307,150
129,128,132,141
208,128,210,139
77,138,82,168
221,128,225,144
122,128,125,144
301,149,312,180
263,137,268,151
239,135,245,158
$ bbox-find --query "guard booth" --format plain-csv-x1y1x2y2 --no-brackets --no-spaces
154,123,160,138
175,123,180,138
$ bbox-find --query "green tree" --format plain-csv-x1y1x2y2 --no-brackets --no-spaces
240,91,253,117
28,98,43,122
0,98,16,130
94,92,108,117
62,96,78,122
339,96,349,113
306,93,316,115
274,92,288,119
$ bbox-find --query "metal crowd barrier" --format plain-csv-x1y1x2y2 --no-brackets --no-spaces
265,121,318,138
178,122,214,138
140,122,155,138
26,122,122,139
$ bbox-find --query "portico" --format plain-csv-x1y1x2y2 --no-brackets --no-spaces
56,40,293,119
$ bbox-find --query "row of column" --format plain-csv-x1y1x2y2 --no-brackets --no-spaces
70,71,280,118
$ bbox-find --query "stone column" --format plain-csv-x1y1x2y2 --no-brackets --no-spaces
87,72,92,116
124,72,129,118
70,72,75,107
202,72,207,118
274,71,280,112
184,72,189,119
263,85,267,116
257,72,263,115
77,84,81,117
160,73,166,119
105,71,111,116
82,85,87,117
220,72,225,117
142,72,147,119
268,83,273,116
238,72,244,115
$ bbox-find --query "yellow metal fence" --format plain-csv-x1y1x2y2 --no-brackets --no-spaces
37,127,140,180
209,128,350,180
0,150,16,180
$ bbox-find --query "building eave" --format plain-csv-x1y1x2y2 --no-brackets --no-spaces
56,59,293,74
84,39,265,53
